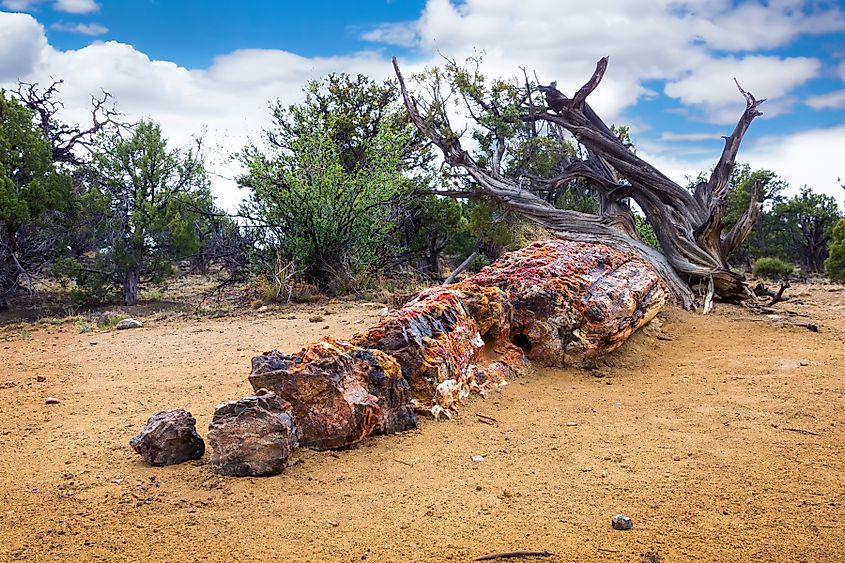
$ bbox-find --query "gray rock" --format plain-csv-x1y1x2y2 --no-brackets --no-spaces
207,392,298,477
130,409,205,466
115,318,144,330
611,513,633,530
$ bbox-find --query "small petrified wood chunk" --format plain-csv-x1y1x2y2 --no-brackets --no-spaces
130,409,205,466
207,392,297,476
249,338,416,450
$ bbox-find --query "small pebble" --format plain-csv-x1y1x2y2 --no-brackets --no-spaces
308,316,324,323
673,455,681,461
45,397,60,405
565,421,578,427
611,513,633,530
471,455,485,463
799,359,809,366
36,376,46,382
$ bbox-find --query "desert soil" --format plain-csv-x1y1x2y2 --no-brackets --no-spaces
1,284,844,562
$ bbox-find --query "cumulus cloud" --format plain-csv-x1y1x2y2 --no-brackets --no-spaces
0,17,396,209
0,11,47,81
641,125,845,206
53,0,98,14
51,21,107,35
664,55,821,123
1,0,41,10
743,124,845,204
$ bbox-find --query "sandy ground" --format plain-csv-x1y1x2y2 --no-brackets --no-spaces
1,285,844,562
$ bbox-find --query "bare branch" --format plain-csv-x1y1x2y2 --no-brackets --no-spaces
572,56,609,106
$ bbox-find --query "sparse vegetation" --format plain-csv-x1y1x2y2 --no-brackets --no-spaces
752,256,795,279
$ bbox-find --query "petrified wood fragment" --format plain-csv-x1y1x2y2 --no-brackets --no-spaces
130,409,205,466
206,392,297,476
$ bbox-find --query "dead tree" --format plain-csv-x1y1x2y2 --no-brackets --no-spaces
393,57,765,310
14,80,124,167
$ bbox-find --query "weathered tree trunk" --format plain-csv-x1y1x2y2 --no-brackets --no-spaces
0,227,21,309
123,266,140,306
392,57,765,311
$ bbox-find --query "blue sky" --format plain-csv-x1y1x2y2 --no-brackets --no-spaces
2,0,845,210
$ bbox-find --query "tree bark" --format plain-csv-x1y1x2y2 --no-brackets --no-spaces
392,57,765,311
123,266,140,306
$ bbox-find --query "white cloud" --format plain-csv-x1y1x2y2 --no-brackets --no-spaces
51,21,107,35
660,132,725,142
0,11,47,81
1,0,40,10
642,125,845,208
806,61,845,110
744,125,845,204
689,1,845,51
361,22,417,48
53,0,98,14
0,18,394,210
806,90,845,110
664,55,821,123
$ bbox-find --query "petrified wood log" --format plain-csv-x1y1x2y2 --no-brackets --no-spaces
238,240,665,453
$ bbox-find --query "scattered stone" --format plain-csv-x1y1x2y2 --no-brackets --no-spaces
601,470,608,478
308,315,324,323
581,466,593,472
326,520,339,527
36,375,46,382
799,359,809,366
471,455,485,463
672,455,681,461
611,513,633,530
115,318,144,330
0,381,17,389
256,305,270,313
565,421,578,427
207,392,298,477
45,397,60,404
129,409,205,466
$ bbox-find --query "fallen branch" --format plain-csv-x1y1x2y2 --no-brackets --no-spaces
474,550,553,561
769,281,791,306
444,251,479,285
782,427,820,436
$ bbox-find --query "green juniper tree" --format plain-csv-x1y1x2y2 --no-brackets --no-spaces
0,91,72,307
55,120,211,305
239,74,441,292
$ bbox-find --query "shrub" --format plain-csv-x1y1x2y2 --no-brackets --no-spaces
825,218,845,283
752,256,794,279
469,254,491,273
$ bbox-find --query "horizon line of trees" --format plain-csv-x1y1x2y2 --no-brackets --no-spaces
1,69,844,310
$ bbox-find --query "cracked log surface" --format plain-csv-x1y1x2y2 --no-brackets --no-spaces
217,239,666,466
